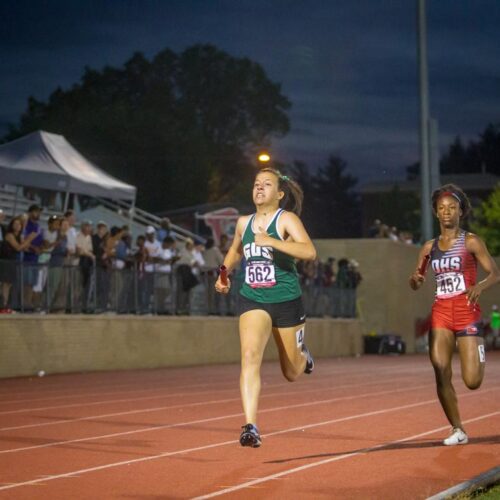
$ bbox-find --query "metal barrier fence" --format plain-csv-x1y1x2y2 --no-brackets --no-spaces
0,259,357,318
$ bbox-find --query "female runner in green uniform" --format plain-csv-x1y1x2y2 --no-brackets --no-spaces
215,168,316,448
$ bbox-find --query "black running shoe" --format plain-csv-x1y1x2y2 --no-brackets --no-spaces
239,423,262,448
303,344,314,374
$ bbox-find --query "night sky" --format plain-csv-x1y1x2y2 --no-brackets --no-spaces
1,0,499,184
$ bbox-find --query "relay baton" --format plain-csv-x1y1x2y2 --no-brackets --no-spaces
418,254,430,276
219,265,228,286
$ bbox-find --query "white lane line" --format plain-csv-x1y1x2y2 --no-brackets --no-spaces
0,362,432,404
0,380,238,407
0,377,322,417
194,410,500,499
0,374,425,424
0,384,434,453
0,392,497,492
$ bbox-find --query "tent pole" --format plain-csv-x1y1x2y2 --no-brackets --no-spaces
63,190,70,213
129,198,136,220
12,186,19,216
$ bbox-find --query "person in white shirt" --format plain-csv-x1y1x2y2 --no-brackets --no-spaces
154,236,178,314
76,221,95,312
175,238,198,315
143,226,161,313
34,215,60,299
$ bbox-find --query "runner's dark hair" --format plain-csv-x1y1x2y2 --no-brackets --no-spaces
431,183,471,219
258,168,303,216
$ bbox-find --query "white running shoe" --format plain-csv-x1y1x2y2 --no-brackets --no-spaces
443,427,468,446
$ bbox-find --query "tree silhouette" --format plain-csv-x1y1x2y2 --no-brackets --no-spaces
310,156,360,238
4,44,291,212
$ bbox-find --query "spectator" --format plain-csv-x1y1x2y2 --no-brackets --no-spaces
48,217,69,311
175,238,198,315
134,235,149,313
157,218,176,242
35,215,60,306
114,230,133,313
368,219,382,238
218,233,230,255
202,237,224,314
0,217,37,312
399,231,414,245
321,257,336,317
334,258,351,317
154,236,177,314
107,226,127,312
64,210,79,309
388,226,399,242
23,204,45,311
76,221,95,313
192,241,205,277
64,209,78,264
92,221,110,312
143,226,162,313
0,209,6,242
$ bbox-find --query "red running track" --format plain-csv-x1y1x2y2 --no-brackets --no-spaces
0,353,498,499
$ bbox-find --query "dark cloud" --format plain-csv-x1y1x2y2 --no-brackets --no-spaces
1,0,499,183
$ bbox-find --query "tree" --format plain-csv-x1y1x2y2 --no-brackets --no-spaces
309,156,360,238
470,183,500,256
407,122,500,179
4,45,291,212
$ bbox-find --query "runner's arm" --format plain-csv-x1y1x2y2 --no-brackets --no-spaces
409,240,434,291
465,234,500,304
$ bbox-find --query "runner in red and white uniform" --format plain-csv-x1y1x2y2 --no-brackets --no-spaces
409,184,500,446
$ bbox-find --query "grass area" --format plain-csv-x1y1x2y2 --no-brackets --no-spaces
455,483,500,499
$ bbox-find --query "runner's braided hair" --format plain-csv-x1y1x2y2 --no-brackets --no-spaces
431,183,471,219
258,168,303,216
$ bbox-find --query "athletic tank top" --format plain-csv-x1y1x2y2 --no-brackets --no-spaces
239,209,301,303
430,230,477,300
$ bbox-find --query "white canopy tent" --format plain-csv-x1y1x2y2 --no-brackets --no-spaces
0,131,136,205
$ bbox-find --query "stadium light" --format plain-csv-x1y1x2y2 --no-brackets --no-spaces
257,152,271,163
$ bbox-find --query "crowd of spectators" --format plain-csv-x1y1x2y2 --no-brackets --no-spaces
368,219,414,244
0,206,360,318
297,257,362,318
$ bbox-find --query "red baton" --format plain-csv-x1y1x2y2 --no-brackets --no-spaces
219,265,228,286
418,254,430,276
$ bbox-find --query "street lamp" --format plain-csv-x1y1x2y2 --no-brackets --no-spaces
257,152,271,164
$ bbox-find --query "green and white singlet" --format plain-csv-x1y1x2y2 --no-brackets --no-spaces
239,208,302,304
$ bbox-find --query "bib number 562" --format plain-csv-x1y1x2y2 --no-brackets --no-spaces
245,262,276,288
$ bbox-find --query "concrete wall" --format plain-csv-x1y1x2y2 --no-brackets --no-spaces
314,239,500,352
1,239,497,379
0,315,362,378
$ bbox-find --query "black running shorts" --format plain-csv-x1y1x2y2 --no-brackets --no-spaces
237,295,306,328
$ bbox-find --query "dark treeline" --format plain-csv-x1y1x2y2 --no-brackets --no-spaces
406,123,500,179
284,157,360,238
4,44,291,213
3,43,361,238
4,43,498,239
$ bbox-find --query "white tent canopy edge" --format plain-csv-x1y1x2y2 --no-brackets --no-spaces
0,130,136,203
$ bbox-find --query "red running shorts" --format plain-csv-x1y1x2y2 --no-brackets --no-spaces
431,293,482,337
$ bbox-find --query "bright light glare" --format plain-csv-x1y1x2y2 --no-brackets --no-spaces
258,153,271,163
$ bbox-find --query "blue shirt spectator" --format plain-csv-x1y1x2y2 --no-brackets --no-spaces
23,205,44,263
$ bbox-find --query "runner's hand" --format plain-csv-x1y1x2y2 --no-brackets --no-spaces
466,283,483,306
215,276,231,294
409,270,425,290
255,227,272,247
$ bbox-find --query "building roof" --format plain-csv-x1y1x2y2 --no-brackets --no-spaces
360,173,499,194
